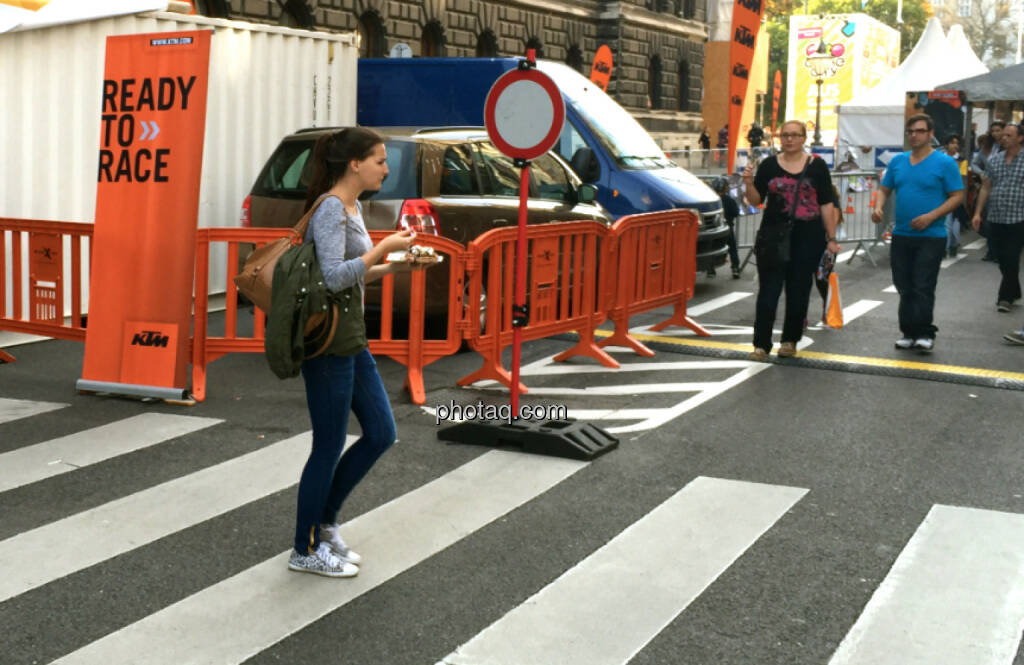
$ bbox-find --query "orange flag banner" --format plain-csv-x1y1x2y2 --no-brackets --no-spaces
78,30,211,400
727,0,765,174
771,69,783,132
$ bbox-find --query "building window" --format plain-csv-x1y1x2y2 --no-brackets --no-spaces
525,37,544,59
649,55,662,109
421,20,445,57
566,45,584,73
476,30,499,57
957,0,971,16
279,0,314,28
678,58,690,112
358,11,386,58
194,0,230,17
682,0,696,19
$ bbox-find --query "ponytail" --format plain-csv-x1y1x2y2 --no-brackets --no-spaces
303,127,385,212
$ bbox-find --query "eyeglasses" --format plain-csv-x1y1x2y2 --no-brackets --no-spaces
780,133,805,140
906,128,930,135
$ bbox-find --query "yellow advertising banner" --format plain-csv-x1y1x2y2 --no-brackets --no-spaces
785,14,899,146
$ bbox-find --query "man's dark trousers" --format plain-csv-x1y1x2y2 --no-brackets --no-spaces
891,235,946,339
991,222,1024,303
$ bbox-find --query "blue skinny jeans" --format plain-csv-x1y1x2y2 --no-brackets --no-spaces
294,348,396,555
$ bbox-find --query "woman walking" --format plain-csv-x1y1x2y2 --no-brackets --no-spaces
288,128,426,577
742,120,840,360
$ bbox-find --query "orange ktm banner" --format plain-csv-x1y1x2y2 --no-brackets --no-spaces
589,44,613,92
727,0,764,174
771,69,783,131
78,30,211,400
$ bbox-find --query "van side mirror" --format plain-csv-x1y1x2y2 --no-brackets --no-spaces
570,147,600,183
577,183,598,204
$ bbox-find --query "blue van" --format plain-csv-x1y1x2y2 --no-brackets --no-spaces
357,58,729,271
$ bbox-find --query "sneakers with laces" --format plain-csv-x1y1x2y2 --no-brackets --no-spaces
777,341,797,357
288,542,359,578
749,347,768,361
997,301,1011,312
1003,330,1024,345
319,523,362,565
894,336,914,350
913,338,934,353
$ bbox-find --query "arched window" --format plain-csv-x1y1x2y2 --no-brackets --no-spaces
279,0,314,28
678,58,691,112
194,0,230,17
358,11,386,58
476,30,499,57
525,37,544,59
421,20,445,57
648,55,663,110
566,45,584,73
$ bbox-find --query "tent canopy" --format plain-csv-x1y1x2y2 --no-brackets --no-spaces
938,62,1024,102
837,17,988,148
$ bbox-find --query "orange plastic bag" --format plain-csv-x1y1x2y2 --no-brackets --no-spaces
824,272,843,328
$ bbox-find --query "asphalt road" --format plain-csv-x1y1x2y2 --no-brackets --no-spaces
2,232,1023,665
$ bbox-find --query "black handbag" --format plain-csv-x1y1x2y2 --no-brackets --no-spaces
755,157,812,269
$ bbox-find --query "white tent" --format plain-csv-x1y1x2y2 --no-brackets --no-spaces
837,18,988,150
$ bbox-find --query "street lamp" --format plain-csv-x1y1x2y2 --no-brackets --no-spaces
804,40,836,147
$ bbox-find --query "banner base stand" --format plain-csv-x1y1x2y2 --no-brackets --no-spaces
76,379,189,402
437,419,618,461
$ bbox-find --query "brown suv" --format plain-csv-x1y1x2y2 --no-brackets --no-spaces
241,127,611,331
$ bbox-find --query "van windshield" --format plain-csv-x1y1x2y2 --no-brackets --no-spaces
538,61,675,170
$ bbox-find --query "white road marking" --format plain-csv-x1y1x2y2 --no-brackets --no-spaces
0,413,222,493
882,285,898,293
940,253,965,269
0,432,357,603
0,397,68,425
53,450,587,665
828,505,1024,665
439,476,808,665
685,291,753,316
475,382,721,396
963,239,987,250
841,299,883,324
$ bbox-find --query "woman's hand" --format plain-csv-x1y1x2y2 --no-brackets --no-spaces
742,162,754,181
378,229,415,254
827,239,842,253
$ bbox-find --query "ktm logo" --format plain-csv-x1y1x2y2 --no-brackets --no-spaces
131,330,170,347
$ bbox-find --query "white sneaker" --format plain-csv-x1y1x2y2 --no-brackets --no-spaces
320,523,363,565
894,337,913,349
288,542,359,578
913,338,934,352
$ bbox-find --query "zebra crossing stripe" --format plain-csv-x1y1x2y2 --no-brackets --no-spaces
439,476,808,665
52,450,587,665
0,397,68,425
0,431,343,603
828,505,1024,665
685,292,753,316
0,413,222,493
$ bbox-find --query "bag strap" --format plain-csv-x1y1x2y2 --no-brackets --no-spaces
292,193,333,240
306,303,340,359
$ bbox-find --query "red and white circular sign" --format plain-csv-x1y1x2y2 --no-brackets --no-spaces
484,67,565,161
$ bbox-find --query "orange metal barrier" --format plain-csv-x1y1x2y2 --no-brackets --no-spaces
457,221,616,393
191,227,466,404
0,218,92,362
598,209,709,356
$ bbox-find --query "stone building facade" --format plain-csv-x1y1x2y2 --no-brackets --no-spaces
194,0,709,148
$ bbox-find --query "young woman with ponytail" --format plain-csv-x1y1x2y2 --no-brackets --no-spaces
288,127,428,578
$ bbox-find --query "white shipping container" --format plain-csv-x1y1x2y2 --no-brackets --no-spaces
0,9,358,313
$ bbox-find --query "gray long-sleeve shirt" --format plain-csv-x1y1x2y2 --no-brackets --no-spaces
303,196,373,293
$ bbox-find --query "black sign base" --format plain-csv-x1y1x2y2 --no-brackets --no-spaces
438,419,618,461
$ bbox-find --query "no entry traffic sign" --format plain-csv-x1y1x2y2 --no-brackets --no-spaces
484,65,565,161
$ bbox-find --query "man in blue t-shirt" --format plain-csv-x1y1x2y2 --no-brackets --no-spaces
872,113,964,353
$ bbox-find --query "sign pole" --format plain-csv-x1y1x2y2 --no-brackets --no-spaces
510,155,530,415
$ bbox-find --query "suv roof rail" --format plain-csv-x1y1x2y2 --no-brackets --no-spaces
413,126,486,135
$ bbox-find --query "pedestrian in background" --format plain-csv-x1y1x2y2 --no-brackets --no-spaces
742,119,840,360
871,114,964,353
971,122,1024,314
942,135,969,258
716,123,729,166
699,126,711,168
711,176,742,279
288,127,427,578
981,120,1007,261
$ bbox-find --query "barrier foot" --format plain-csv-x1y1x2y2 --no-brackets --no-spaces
191,366,207,403
457,362,528,395
650,307,712,337
553,333,620,368
597,328,655,357
404,369,426,405
0,349,15,363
